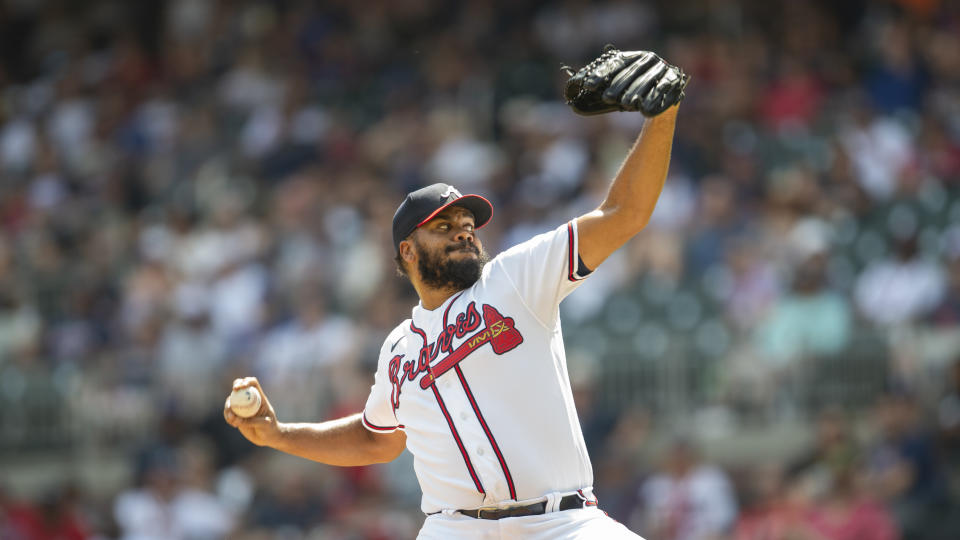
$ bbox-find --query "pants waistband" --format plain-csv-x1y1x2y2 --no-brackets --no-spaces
433,489,598,520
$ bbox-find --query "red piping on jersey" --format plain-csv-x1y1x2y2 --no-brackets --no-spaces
410,322,427,339
362,412,403,432
442,293,463,327
454,364,517,500
409,321,438,383
411,319,484,493
430,383,486,495
440,292,465,354
567,222,579,282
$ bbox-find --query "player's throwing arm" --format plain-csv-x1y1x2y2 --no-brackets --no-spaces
223,377,406,466
224,45,686,540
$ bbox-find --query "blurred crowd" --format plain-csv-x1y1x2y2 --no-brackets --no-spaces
1,0,959,538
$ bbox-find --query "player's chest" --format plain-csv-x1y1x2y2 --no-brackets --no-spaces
387,297,532,412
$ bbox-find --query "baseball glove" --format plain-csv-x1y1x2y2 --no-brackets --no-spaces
562,45,689,117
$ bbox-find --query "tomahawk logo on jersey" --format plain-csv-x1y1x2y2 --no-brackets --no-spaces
386,302,523,411
363,220,593,514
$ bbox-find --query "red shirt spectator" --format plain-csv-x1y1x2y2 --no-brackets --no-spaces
802,498,898,540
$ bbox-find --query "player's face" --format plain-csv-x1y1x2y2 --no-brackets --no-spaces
412,206,489,290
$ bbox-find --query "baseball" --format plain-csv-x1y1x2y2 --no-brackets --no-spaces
229,387,262,418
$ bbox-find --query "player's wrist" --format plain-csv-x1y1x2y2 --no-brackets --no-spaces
252,420,285,450
649,104,679,121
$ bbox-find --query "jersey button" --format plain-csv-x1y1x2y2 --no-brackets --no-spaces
477,447,485,456
460,411,468,420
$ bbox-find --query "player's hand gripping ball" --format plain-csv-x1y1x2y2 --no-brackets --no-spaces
229,386,262,418
562,45,689,117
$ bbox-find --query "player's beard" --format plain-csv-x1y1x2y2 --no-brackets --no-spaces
415,238,489,291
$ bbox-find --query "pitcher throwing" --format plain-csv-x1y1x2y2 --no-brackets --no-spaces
224,45,688,539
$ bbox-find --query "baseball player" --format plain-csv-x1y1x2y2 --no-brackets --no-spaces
224,46,689,539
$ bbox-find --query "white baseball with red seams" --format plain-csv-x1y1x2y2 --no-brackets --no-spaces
230,386,262,418
363,221,643,538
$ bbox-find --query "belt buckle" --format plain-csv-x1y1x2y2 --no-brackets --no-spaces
479,505,503,519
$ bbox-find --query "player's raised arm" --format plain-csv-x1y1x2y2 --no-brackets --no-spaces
562,46,688,270
224,377,406,466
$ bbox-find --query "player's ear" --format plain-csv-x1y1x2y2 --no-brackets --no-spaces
399,238,416,264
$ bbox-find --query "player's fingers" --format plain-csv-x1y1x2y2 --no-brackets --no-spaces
224,397,241,426
241,414,273,426
227,404,273,427
240,377,275,412
233,376,262,395
233,377,263,392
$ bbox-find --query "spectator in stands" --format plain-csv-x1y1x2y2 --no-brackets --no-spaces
864,19,928,114
686,176,746,277
256,288,358,419
113,448,183,540
637,437,737,540
787,407,860,500
595,406,653,528
723,236,781,332
854,236,946,326
158,293,226,418
937,357,960,467
728,254,851,417
800,453,899,540
927,255,960,327
0,286,41,364
734,463,806,540
248,468,328,534
169,437,236,540
755,252,852,364
934,356,960,538
0,483,89,540
866,390,950,540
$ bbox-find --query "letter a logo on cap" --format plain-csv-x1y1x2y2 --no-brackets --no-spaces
441,186,462,199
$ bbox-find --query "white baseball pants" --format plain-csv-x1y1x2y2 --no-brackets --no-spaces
417,507,644,539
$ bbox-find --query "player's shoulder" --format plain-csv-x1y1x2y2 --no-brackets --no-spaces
490,221,570,262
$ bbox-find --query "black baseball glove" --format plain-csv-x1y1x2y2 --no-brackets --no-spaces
563,45,689,117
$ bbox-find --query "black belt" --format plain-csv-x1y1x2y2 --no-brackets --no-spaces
456,493,591,520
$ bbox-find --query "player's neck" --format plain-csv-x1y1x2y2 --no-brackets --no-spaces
413,282,463,311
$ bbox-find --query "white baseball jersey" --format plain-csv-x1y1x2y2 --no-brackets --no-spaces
363,220,595,514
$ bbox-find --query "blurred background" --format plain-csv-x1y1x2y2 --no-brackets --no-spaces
0,0,959,538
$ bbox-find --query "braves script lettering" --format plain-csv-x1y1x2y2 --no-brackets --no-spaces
388,302,523,410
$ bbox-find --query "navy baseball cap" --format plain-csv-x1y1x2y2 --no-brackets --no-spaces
392,183,493,250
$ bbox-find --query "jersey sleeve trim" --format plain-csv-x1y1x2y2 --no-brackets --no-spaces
566,221,592,282
362,412,404,433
